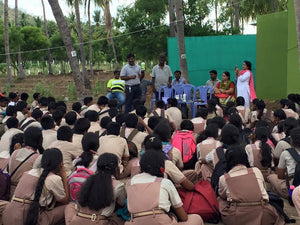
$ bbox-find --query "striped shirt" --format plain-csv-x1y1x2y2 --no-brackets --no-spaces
107,78,125,93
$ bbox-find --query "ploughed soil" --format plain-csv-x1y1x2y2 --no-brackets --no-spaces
0,72,299,224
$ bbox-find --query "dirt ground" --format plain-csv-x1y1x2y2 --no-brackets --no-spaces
0,72,298,224
0,72,281,112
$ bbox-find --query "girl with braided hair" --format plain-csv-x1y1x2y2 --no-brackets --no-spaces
65,153,126,225
3,148,69,225
245,127,274,180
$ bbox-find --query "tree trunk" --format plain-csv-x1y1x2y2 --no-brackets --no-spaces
234,0,240,34
5,0,13,85
15,0,25,79
41,0,53,75
87,0,93,77
74,0,91,89
175,0,189,83
271,0,276,13
168,0,176,37
215,0,218,33
104,0,118,66
229,0,234,34
295,0,300,71
48,0,87,101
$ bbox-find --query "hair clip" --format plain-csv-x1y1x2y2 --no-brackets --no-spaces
149,137,155,142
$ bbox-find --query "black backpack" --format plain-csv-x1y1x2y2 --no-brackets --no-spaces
286,148,300,187
211,146,226,195
0,169,10,200
268,191,296,223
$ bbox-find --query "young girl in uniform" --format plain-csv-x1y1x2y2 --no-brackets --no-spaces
126,150,203,225
8,126,43,197
65,153,126,225
3,148,69,225
196,123,221,181
245,127,274,180
68,132,99,201
144,134,195,191
218,145,284,225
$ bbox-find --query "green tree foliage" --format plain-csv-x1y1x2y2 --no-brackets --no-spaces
115,0,169,61
183,0,215,36
20,26,48,66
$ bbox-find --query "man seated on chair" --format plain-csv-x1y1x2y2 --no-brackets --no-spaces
106,70,125,111
171,70,186,86
205,70,220,93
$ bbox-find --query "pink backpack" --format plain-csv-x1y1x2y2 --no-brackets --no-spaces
171,130,196,163
67,167,94,201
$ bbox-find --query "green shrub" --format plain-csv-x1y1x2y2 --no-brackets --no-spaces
67,82,77,101
33,82,53,97
92,79,108,97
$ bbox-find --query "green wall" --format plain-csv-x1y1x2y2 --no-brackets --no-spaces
168,35,256,87
256,11,288,99
256,0,300,99
287,0,300,94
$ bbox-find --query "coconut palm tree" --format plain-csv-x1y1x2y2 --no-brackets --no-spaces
84,0,94,77
174,0,189,83
95,0,118,65
41,0,53,75
4,0,13,85
15,0,25,79
295,0,300,71
48,0,87,100
168,0,176,37
73,0,91,89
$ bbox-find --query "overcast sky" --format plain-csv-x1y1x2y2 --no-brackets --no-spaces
6,0,256,34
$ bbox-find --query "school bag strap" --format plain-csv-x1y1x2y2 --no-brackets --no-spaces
152,110,159,117
286,148,300,164
120,127,126,138
98,130,107,138
98,109,110,116
216,146,225,161
10,152,36,178
127,129,139,142
161,109,165,118
20,119,35,131
282,136,291,145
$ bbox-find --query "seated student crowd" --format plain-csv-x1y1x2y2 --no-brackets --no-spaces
1,90,300,225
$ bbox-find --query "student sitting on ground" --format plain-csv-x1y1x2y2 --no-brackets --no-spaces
80,96,93,117
49,126,82,176
236,96,250,126
195,123,221,181
3,148,69,225
72,118,90,151
191,107,208,134
85,110,101,133
268,127,300,199
126,150,203,225
144,134,195,191
68,132,99,201
166,98,182,130
99,122,129,174
245,127,274,181
8,127,43,198
65,153,126,225
273,117,298,165
64,111,77,129
218,145,284,225
41,116,57,149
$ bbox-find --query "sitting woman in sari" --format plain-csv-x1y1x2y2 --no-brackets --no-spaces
214,71,235,106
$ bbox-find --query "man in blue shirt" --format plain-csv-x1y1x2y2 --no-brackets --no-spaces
171,70,186,86
121,53,145,113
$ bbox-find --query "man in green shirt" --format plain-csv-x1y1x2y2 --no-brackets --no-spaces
107,70,126,110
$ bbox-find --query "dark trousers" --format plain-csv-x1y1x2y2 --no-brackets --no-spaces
125,84,141,113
